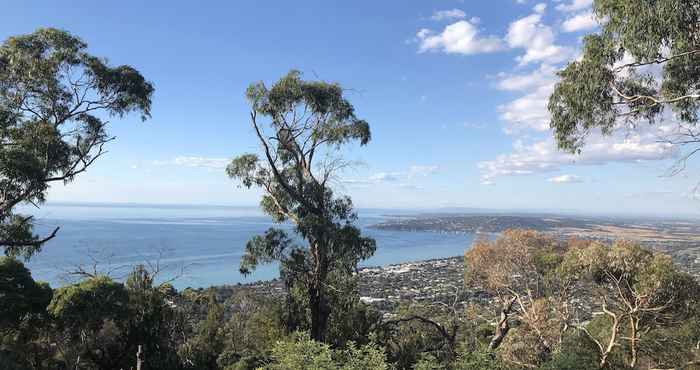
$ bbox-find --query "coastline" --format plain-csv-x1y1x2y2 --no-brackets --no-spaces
197,255,469,314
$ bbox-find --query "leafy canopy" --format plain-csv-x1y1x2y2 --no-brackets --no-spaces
548,0,700,159
0,256,52,329
0,28,153,258
228,71,376,280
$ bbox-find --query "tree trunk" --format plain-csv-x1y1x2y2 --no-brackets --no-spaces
136,345,144,370
599,314,619,369
490,297,516,350
309,284,330,342
628,316,638,369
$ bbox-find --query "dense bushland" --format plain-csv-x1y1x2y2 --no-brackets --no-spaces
2,231,699,369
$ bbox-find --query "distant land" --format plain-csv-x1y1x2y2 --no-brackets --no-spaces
370,212,700,278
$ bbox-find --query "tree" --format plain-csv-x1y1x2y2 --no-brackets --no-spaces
0,28,153,258
180,290,225,370
48,275,130,369
0,256,51,329
560,240,700,369
0,257,53,370
548,0,700,171
124,265,184,370
217,290,285,368
266,332,388,370
464,230,574,367
227,70,376,342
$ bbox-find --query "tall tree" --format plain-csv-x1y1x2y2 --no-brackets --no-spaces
227,70,376,342
548,0,700,169
0,28,154,258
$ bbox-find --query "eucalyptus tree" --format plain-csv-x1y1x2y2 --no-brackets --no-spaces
0,257,51,330
48,276,131,369
560,240,700,369
548,0,700,169
0,28,154,258
464,229,573,363
227,70,376,342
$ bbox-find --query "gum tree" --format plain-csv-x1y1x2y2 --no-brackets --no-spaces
0,257,52,330
464,230,575,366
561,240,700,369
227,71,375,342
0,28,154,258
548,0,700,169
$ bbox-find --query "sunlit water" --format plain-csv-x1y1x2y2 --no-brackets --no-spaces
22,204,475,289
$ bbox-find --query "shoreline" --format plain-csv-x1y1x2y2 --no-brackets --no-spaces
197,255,468,313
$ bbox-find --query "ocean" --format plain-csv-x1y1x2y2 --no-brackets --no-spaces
22,204,475,289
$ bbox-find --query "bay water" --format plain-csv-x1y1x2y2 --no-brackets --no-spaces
23,204,475,289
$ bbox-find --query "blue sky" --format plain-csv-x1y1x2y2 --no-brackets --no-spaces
3,1,699,215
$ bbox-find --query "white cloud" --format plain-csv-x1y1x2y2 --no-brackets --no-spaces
555,0,593,12
506,11,574,65
369,172,401,182
496,64,560,132
398,183,425,190
561,11,598,32
547,174,583,183
417,20,504,55
533,3,547,14
478,131,678,183
496,64,557,92
153,156,230,169
430,9,466,21
408,165,440,178
498,83,554,132
343,165,440,187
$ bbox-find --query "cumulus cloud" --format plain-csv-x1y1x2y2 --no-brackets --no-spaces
547,174,583,183
153,156,230,169
496,63,557,92
561,11,598,32
506,10,574,65
555,0,593,12
478,132,678,183
498,84,554,132
496,64,559,132
417,20,504,55
430,9,466,21
415,5,573,64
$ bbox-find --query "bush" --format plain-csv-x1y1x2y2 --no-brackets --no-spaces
266,332,388,370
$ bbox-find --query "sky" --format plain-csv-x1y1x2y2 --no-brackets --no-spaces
2,0,700,216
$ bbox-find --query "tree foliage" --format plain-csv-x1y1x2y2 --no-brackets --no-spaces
265,332,388,370
548,0,700,167
227,70,375,342
0,28,153,258
560,240,700,369
464,230,574,366
0,256,51,329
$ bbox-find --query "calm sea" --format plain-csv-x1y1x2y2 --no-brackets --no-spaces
21,204,475,289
